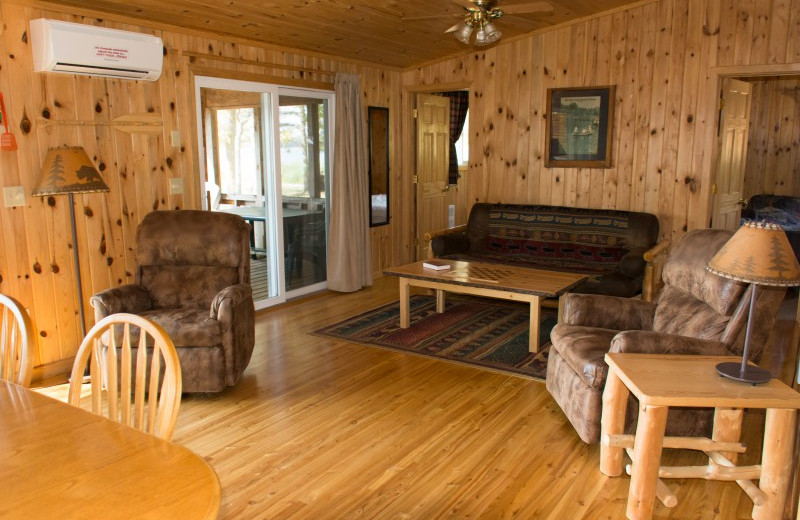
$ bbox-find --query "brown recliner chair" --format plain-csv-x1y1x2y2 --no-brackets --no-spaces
90,210,255,393
545,228,786,444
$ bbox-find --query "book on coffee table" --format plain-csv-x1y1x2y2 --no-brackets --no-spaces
422,260,451,271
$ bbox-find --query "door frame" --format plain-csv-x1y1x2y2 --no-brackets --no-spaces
700,63,800,231
402,81,472,261
193,76,335,310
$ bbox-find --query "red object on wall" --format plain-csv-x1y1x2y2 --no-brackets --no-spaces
0,92,18,151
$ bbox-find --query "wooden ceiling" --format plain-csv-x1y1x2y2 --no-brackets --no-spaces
39,0,645,68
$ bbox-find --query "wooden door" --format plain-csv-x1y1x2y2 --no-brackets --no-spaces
712,78,752,230
415,93,450,260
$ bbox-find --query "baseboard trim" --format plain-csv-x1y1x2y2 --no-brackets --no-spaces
32,357,74,386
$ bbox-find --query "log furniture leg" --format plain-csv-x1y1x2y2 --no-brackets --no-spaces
754,408,797,520
601,369,630,477
712,407,744,465
627,403,668,520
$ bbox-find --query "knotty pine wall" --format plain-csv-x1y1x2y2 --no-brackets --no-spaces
0,2,405,377
4,0,800,377
403,0,800,242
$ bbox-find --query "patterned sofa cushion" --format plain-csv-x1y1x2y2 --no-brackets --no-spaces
485,206,632,273
432,203,660,298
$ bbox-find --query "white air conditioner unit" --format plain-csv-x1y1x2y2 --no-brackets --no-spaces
31,19,163,81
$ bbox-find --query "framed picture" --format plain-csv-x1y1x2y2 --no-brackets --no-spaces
545,85,615,168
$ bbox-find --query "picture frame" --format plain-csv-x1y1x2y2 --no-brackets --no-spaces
545,85,615,168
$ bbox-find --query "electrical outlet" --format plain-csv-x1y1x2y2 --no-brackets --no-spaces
169,178,184,195
3,186,25,207
171,130,181,147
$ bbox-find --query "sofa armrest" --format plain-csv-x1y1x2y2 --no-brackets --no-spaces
562,293,656,330
642,239,670,302
210,283,255,386
89,284,152,322
424,224,467,242
425,225,469,258
609,330,729,356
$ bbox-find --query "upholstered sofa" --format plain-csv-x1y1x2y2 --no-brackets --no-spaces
90,210,256,393
545,228,786,444
426,203,666,299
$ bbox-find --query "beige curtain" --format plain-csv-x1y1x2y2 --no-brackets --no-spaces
327,73,373,292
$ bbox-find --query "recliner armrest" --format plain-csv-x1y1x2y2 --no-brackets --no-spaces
210,283,253,319
90,284,152,322
609,330,729,356
210,283,255,386
562,293,656,330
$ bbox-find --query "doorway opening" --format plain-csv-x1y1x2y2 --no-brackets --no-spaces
705,65,800,230
411,88,470,260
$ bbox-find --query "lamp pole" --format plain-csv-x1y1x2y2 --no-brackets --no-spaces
69,192,87,338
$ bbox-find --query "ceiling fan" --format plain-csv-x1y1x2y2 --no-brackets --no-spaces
404,1,554,46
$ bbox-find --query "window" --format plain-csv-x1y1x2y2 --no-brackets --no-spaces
454,109,469,166
213,107,262,197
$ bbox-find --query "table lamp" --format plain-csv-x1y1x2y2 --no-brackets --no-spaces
32,147,110,339
706,221,800,383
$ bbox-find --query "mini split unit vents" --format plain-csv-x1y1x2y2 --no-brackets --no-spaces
31,19,163,81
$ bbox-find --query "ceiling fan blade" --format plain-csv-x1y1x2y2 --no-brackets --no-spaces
500,1,554,15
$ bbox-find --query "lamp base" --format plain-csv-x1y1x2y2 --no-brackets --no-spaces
716,361,772,384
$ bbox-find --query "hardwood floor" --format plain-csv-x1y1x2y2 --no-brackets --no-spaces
162,276,794,520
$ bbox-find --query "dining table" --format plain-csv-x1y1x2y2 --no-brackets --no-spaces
0,380,221,519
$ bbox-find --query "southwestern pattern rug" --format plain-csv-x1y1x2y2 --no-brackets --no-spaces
313,295,557,380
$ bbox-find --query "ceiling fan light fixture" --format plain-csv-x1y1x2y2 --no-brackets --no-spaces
474,27,487,45
451,1,505,46
454,22,474,44
480,21,501,44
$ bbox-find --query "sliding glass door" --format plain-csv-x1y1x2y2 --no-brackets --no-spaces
195,77,333,309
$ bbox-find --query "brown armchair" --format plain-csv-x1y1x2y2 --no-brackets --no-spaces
545,229,786,444
90,210,255,393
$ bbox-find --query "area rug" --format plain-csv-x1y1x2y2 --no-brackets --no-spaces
313,295,557,380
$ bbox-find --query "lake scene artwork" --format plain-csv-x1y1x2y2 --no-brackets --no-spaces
550,95,601,157
545,86,614,168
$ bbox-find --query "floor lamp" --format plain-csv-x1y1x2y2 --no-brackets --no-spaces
32,147,110,340
706,220,800,383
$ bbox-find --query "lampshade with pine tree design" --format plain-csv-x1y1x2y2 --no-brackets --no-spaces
706,221,800,287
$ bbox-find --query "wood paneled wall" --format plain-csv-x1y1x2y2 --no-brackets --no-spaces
402,0,800,242
4,0,800,375
744,75,800,198
0,2,403,376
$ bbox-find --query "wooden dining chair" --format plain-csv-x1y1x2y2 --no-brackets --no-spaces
68,313,182,441
0,294,34,387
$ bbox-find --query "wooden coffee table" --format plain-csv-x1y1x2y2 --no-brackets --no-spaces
383,259,586,352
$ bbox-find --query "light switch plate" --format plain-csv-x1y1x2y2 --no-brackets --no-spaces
169,178,184,195
171,130,181,147
3,186,25,207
